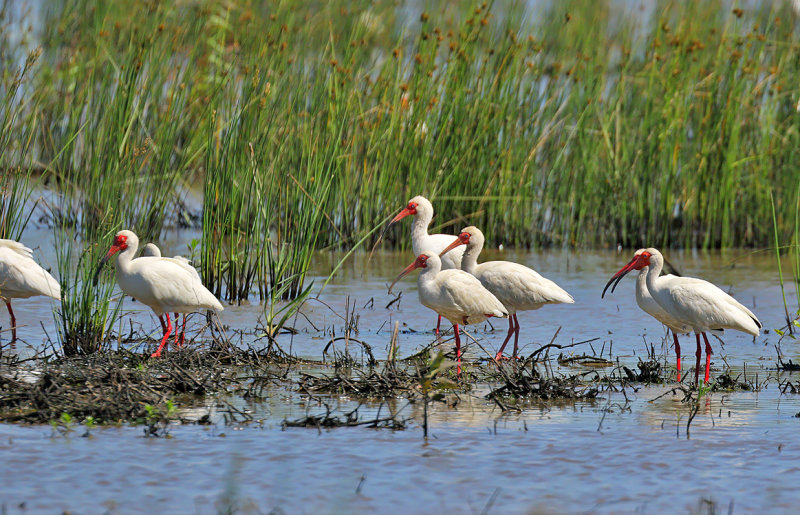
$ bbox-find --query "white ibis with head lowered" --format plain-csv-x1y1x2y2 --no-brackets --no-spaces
440,226,574,361
141,243,202,350
98,230,223,358
602,249,695,381
389,195,465,335
388,250,508,374
604,248,761,384
0,239,61,342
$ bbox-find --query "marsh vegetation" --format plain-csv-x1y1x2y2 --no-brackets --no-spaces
1,0,800,512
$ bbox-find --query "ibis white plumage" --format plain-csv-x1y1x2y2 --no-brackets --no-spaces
0,239,61,342
141,243,201,281
388,250,508,374
604,248,761,384
141,242,203,349
99,230,223,358
389,196,465,335
440,226,574,360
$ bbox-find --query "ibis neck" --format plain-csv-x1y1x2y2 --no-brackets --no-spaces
417,260,441,286
411,213,432,247
461,242,481,275
635,270,648,305
643,257,663,296
114,243,139,275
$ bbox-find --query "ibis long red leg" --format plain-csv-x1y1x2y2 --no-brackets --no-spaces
453,323,462,376
673,331,681,382
151,313,172,358
173,313,183,348
178,314,187,347
694,333,702,385
158,315,167,334
701,332,712,384
435,315,442,337
495,316,516,361
5,301,16,343
511,314,521,359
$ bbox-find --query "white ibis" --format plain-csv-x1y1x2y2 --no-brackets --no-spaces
389,195,465,335
0,239,61,342
602,249,694,381
439,226,574,361
604,248,761,384
141,243,202,349
98,230,223,358
388,250,508,374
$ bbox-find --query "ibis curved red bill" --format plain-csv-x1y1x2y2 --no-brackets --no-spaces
388,255,428,294
389,206,415,225
602,254,646,298
93,235,128,284
439,232,469,258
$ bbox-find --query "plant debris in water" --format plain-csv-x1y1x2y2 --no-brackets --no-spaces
0,345,284,426
487,362,600,404
297,365,416,399
622,359,663,384
712,372,754,391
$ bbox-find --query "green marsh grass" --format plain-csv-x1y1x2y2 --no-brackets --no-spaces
772,187,800,335
31,6,200,352
19,1,800,249
0,49,41,240
2,0,800,343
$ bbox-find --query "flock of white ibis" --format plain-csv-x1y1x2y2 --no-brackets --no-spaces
386,196,761,383
0,195,762,384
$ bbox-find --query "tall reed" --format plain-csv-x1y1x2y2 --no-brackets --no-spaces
4,0,800,320
0,49,41,240
33,1,202,352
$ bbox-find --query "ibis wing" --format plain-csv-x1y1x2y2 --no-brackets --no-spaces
477,261,573,310
0,239,33,259
138,260,222,312
0,247,61,300
436,270,507,321
667,278,759,335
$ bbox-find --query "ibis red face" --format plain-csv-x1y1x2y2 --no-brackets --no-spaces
94,233,129,284
601,250,652,298
439,231,470,257
388,254,428,294
389,201,419,224
101,234,129,264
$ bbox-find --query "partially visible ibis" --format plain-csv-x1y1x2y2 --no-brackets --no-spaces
0,239,61,342
389,195,465,335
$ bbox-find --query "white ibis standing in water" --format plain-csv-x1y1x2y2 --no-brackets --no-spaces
98,230,223,357
602,249,695,381
388,250,508,374
604,248,761,384
389,195,465,336
141,243,202,349
0,239,61,342
440,226,574,361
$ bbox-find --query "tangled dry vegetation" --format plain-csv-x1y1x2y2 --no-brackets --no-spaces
0,330,776,433
0,342,290,426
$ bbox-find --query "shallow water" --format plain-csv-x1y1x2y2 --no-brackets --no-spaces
2,226,800,513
